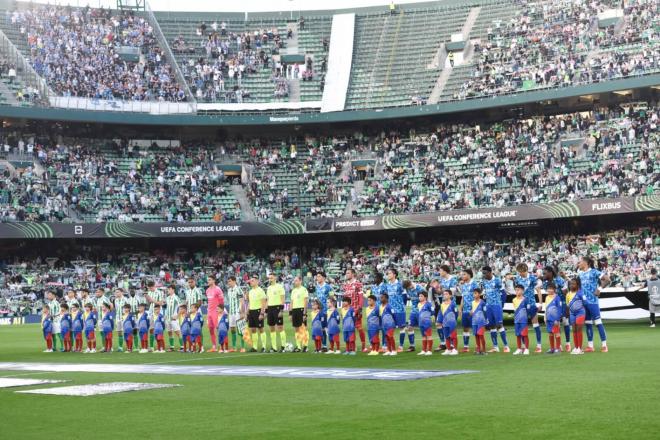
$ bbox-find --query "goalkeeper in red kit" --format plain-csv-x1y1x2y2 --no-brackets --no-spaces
342,269,367,352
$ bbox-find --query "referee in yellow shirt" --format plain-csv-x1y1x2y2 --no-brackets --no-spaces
290,276,309,352
247,274,267,353
266,273,287,352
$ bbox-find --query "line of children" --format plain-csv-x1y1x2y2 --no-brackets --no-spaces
39,278,598,357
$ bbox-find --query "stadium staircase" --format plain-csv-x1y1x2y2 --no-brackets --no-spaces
230,184,256,221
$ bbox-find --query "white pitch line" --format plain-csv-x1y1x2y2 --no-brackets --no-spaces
147,352,272,365
0,371,57,378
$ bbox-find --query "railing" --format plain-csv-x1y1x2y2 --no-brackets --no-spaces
144,0,195,104
0,26,51,104
48,96,195,114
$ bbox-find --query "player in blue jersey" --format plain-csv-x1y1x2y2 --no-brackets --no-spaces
480,266,510,353
542,283,562,354
366,295,381,355
315,272,333,350
438,290,459,355
190,303,204,353
383,268,406,352
152,304,166,353
578,257,610,352
311,300,324,353
510,263,543,353
437,265,457,350
542,266,570,351
470,288,487,355
417,291,434,356
403,280,423,352
458,269,478,352
179,305,191,352
379,292,397,356
369,272,386,351
512,284,530,355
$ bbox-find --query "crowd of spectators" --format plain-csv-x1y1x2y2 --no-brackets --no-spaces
1,225,656,310
454,0,659,100
10,5,186,101
357,103,659,215
179,24,284,103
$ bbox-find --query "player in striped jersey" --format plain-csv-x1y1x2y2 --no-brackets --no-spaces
46,291,62,351
113,288,129,352
165,284,182,351
226,276,246,352
145,280,165,352
184,277,204,308
65,290,79,311
162,284,183,351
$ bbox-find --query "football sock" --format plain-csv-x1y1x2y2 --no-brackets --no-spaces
499,329,508,346
169,336,174,348
52,334,58,351
270,332,277,349
231,331,237,348
517,336,522,349
408,332,415,346
118,334,124,349
280,330,287,347
586,323,594,342
490,329,498,347
260,332,267,349
554,334,561,349
359,329,366,348
149,333,154,349
596,323,607,343
533,324,542,345
251,332,258,349
399,330,406,347
463,332,469,347
549,334,555,350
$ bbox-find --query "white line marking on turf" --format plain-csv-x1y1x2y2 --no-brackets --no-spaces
0,371,57,378
147,353,271,365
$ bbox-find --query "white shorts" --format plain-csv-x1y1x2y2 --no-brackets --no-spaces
229,313,241,328
52,321,61,334
166,319,181,332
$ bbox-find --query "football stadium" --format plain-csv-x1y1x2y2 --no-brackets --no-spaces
0,0,658,437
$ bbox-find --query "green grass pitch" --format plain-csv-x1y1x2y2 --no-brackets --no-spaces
0,321,658,439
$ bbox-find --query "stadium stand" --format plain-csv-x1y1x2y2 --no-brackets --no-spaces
1,225,657,309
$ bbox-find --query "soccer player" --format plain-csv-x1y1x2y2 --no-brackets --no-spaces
83,303,97,353
226,276,246,352
247,274,267,353
127,289,141,347
510,263,543,353
512,284,530,355
567,278,587,355
366,294,381,356
45,291,62,351
341,297,356,355
326,298,341,354
60,304,72,352
403,280,423,352
101,303,114,353
542,266,570,351
217,306,229,353
121,304,135,353
145,280,165,352
438,265,458,350
205,274,224,352
65,290,79,311
342,269,366,352
480,266,510,353
577,257,610,352
417,290,433,356
379,292,397,356
178,304,191,352
113,288,128,352
153,304,166,353
471,288,487,355
383,268,406,352
266,273,286,352
542,283,562,354
310,299,324,353
185,277,204,308
457,269,478,352
137,303,150,353
314,272,333,350
438,290,458,356
290,276,309,352
165,285,182,351
71,304,83,352
190,303,204,353
41,305,53,353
